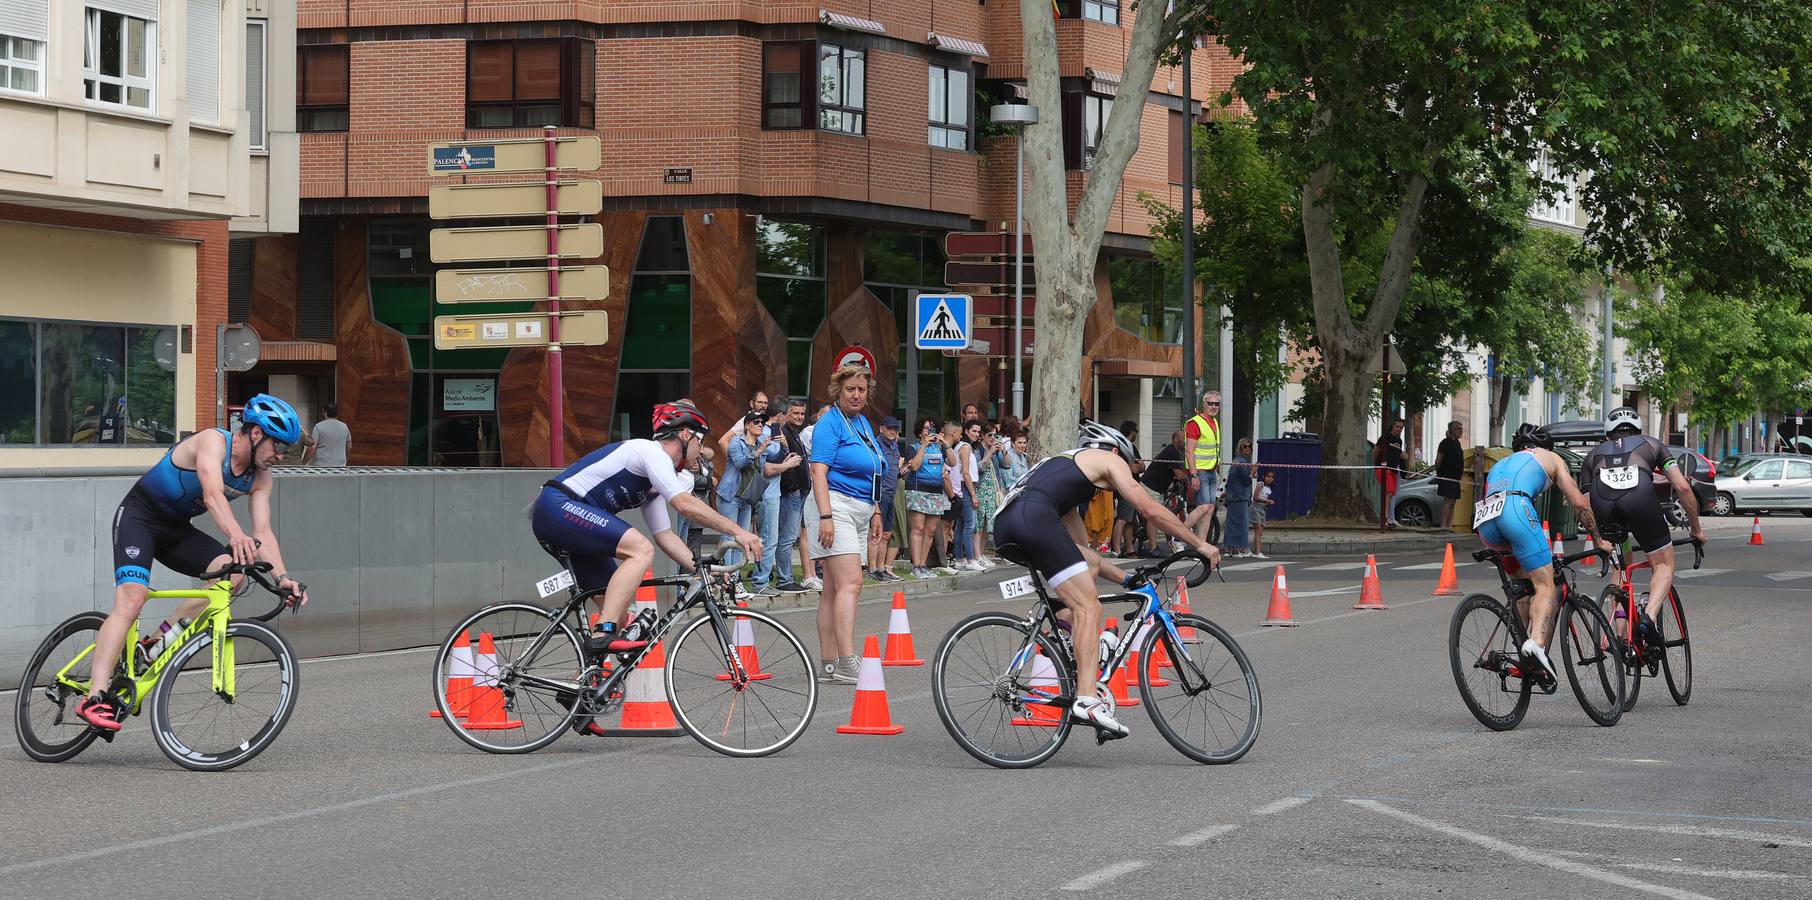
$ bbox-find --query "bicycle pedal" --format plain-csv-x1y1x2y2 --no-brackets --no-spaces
1094,727,1129,746
92,727,116,743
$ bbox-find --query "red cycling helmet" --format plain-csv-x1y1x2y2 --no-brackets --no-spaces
651,400,710,438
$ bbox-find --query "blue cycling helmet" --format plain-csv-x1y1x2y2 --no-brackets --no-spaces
241,393,302,444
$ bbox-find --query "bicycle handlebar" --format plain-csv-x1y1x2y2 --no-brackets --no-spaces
194,560,306,622
1126,547,1216,589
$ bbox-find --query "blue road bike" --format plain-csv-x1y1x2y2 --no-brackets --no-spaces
931,548,1261,768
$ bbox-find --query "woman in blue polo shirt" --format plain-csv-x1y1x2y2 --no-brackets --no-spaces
807,364,886,685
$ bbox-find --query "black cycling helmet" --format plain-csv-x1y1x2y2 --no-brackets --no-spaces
1606,406,1642,436
1511,422,1554,452
1077,420,1137,462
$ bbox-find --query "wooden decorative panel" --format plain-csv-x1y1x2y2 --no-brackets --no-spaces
249,234,298,340
807,228,899,422
331,219,412,464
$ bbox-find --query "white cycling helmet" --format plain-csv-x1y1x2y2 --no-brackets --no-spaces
1606,406,1642,436
1077,420,1137,463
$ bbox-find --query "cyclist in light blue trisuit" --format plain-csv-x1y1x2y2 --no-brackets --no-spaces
1473,423,1598,680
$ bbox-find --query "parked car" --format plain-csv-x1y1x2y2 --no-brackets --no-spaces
1712,455,1812,517
1390,471,1444,528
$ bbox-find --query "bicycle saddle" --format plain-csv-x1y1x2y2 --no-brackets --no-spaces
994,542,1030,568
1597,523,1629,543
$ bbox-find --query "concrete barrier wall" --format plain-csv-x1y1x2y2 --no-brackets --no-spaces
0,468,658,689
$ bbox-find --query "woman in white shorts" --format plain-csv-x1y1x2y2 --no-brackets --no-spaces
807,364,886,684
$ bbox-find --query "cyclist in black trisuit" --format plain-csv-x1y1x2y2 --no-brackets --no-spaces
1582,407,1707,649
993,422,1220,737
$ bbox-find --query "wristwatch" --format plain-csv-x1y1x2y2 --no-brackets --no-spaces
819,514,834,520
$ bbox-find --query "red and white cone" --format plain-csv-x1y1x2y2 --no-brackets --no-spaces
1011,651,1064,727
837,635,903,735
717,601,771,682
430,629,474,719
882,591,923,666
464,633,523,731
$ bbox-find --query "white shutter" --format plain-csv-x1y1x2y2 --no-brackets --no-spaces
87,0,160,22
0,0,50,41
186,0,220,122
244,19,265,147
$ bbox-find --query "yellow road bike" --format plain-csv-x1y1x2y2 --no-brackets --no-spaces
13,562,303,771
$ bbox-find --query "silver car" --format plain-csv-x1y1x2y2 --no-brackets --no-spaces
1712,455,1812,517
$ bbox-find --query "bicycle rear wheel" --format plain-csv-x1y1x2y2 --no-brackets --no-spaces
434,603,585,754
1448,594,1531,731
931,612,1074,769
1657,587,1692,705
1597,586,1641,712
1139,614,1261,764
1559,598,1625,727
665,607,818,757
149,620,299,771
13,612,108,763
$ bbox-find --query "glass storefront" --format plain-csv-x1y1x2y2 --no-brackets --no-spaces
611,216,692,438
0,317,176,446
862,230,965,422
756,219,827,401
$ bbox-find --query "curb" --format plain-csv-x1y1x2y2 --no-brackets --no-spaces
736,570,989,612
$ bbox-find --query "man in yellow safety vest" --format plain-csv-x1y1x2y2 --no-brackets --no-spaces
1183,391,1222,542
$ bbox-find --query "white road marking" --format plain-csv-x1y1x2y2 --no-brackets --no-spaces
1286,585,1361,598
1764,571,1812,582
1394,561,1472,571
1234,595,1442,638
1222,561,1290,571
1513,815,1812,849
1547,850,1807,881
1346,800,1717,900
1673,568,1732,579
1305,562,1370,571
1252,797,1311,815
1168,824,1239,847
1060,860,1150,891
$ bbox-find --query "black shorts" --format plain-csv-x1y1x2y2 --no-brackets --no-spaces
1115,495,1137,523
1591,489,1671,555
1436,477,1461,500
112,491,230,588
993,497,1089,588
879,494,897,533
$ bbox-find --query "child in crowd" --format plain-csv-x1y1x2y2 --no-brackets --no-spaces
1251,470,1276,559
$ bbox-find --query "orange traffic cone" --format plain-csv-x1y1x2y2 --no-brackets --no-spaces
430,629,474,719
1262,566,1298,626
882,591,924,666
602,637,686,736
717,601,771,682
1432,543,1463,597
1174,576,1201,644
1551,525,1566,557
1750,517,1765,546
464,632,523,730
1011,650,1065,727
1134,619,1171,687
1354,554,1389,610
1102,619,1142,707
837,635,904,735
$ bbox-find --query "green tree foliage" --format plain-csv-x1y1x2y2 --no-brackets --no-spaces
1186,0,1812,517
1620,283,1812,431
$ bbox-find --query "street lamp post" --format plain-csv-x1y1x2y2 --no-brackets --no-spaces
990,102,1039,420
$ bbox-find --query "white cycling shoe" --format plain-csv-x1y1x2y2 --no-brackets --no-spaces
1520,638,1556,680
1071,695,1130,738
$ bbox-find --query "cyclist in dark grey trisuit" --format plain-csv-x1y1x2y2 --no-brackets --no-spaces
993,422,1219,737
1582,407,1707,648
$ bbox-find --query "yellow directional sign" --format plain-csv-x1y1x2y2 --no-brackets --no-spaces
434,266,611,304
429,223,604,264
429,180,604,219
432,310,609,350
427,137,601,175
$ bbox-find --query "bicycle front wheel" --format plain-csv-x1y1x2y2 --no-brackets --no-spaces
1140,614,1261,764
1597,586,1641,712
931,612,1075,769
1448,594,1531,731
13,612,108,763
665,607,817,757
1559,598,1625,727
434,603,585,754
1657,587,1692,705
149,619,299,771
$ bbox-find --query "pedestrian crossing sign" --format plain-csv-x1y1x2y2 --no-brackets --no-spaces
914,293,972,350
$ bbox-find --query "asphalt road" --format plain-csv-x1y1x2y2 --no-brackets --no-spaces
4,515,1809,899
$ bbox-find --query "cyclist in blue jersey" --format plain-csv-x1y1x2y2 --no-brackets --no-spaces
1473,423,1598,680
76,393,310,731
532,401,761,659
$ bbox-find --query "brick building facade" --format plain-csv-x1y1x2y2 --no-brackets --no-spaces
256,0,1243,465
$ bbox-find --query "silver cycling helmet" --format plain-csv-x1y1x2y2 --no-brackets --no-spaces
1077,420,1136,462
1606,406,1641,436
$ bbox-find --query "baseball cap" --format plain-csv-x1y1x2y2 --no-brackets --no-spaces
881,416,902,429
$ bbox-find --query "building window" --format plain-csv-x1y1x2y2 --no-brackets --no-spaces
84,8,155,111
763,42,805,128
1079,94,1111,170
757,220,827,399
245,20,266,148
186,0,221,123
466,38,595,129
0,33,44,95
928,63,970,150
297,44,348,132
1529,148,1577,225
1056,0,1119,24
614,217,692,439
1,318,178,446
1108,256,1183,344
818,43,865,135
862,231,958,421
